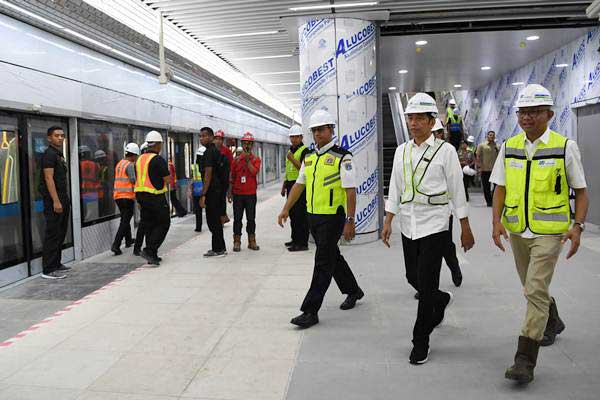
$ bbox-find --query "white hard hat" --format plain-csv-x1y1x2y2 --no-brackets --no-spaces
140,142,148,151
515,84,554,108
309,109,336,129
405,93,439,115
463,165,477,176
431,118,444,131
196,146,206,156
78,145,91,154
145,130,163,143
124,142,140,155
449,99,456,106
467,135,475,143
288,124,303,136
236,146,243,153
94,150,106,159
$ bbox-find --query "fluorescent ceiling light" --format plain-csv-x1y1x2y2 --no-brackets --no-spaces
481,66,492,71
526,35,540,41
512,81,524,86
555,63,569,68
203,30,278,40
0,0,64,29
233,54,293,61
290,2,378,11
415,40,428,46
388,86,397,90
398,69,408,74
454,84,462,88
253,70,300,76
267,82,301,86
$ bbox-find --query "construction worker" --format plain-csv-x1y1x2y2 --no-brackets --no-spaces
446,99,464,150
278,109,364,328
95,149,109,216
491,84,588,384
229,131,262,252
281,124,309,251
382,93,475,365
476,130,500,207
214,129,232,224
134,131,170,266
133,142,148,256
432,118,446,141
189,146,205,232
111,142,139,255
79,145,99,222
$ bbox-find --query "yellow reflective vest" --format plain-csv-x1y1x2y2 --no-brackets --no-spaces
134,153,168,195
304,145,349,215
503,131,570,234
285,145,306,181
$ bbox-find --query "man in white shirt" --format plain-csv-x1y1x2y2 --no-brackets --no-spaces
382,93,475,365
490,84,588,384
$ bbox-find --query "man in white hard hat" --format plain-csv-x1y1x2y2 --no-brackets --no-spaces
280,124,310,251
111,143,139,255
382,92,475,365
189,146,206,232
278,109,364,328
432,118,445,141
446,100,464,150
134,131,171,266
490,83,589,383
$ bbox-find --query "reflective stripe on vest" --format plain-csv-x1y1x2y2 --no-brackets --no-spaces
447,107,461,124
285,145,306,181
191,164,202,182
502,131,570,235
114,159,135,200
400,138,448,205
134,153,168,195
304,148,347,215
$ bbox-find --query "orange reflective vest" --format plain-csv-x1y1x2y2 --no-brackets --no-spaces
80,160,99,201
113,159,135,200
134,153,168,195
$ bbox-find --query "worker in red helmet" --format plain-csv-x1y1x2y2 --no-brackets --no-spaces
229,131,262,252
214,129,232,225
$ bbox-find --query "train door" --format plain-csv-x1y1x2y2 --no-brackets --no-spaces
168,132,192,215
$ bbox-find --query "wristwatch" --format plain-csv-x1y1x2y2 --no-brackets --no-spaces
346,216,355,224
574,222,585,232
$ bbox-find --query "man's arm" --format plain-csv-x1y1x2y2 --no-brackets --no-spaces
43,168,63,213
277,183,306,227
247,155,260,175
445,146,474,252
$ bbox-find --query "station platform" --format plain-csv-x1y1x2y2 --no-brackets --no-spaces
0,188,598,400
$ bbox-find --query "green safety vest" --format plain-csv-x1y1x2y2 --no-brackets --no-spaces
285,145,306,181
447,107,462,124
304,146,348,215
401,138,449,205
191,163,202,182
503,131,570,234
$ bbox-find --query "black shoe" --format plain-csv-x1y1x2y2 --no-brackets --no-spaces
290,312,319,328
449,263,463,287
111,246,122,256
177,212,187,218
409,343,430,365
133,249,141,256
125,239,135,248
284,241,294,247
288,245,308,252
541,298,566,346
414,292,420,300
432,292,454,328
194,228,202,232
140,250,160,266
340,288,364,310
56,264,71,271
41,271,67,280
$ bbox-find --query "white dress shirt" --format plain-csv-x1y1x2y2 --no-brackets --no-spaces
386,134,469,240
490,127,587,238
296,140,356,188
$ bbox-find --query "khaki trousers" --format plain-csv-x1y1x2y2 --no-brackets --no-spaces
509,234,563,341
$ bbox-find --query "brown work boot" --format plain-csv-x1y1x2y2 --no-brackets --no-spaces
248,234,260,251
541,297,566,346
233,235,241,252
220,215,230,225
505,336,540,384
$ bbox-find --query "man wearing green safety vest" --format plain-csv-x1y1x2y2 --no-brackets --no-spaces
278,109,364,328
189,146,205,232
280,124,310,251
491,83,589,384
446,99,464,150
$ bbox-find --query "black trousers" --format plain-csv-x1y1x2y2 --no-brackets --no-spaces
170,189,187,216
113,199,134,248
233,194,257,236
206,190,226,252
42,196,70,274
300,211,360,314
192,195,203,231
462,175,470,202
401,231,452,346
444,216,460,270
136,192,170,257
481,171,494,206
134,216,145,252
221,184,228,217
286,181,309,247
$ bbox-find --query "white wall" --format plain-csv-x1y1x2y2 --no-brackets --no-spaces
455,27,600,144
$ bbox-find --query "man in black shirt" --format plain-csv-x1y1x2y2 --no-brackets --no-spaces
40,126,71,279
198,127,226,257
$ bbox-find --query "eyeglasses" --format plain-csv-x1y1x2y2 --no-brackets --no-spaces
516,109,548,118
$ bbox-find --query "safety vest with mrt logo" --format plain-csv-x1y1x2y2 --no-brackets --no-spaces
134,153,168,195
285,145,306,181
304,145,349,215
502,131,570,235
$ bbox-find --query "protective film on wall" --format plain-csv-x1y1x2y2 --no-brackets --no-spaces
299,18,379,237
456,27,599,144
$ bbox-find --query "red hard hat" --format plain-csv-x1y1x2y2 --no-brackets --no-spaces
241,132,255,142
215,130,225,138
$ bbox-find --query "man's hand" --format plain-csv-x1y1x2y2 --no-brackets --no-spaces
277,209,289,227
492,221,508,251
461,225,475,252
53,200,63,214
199,196,206,209
343,222,355,242
381,221,392,248
562,226,582,259
286,150,294,161
280,186,286,197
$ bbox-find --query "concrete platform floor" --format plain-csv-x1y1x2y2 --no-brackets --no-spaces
0,189,599,400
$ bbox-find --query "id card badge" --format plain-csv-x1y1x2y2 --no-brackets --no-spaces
241,176,247,184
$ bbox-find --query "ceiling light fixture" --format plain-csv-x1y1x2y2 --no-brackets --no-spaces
203,30,279,40
253,70,300,76
454,84,462,88
233,54,293,61
555,63,569,68
290,2,378,11
526,35,540,41
512,81,525,86
388,86,397,90
415,40,428,46
398,69,408,74
481,66,492,71
267,82,301,86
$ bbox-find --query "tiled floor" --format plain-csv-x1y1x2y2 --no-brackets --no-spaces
0,189,598,400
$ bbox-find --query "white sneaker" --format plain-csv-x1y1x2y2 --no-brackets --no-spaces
41,271,67,280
